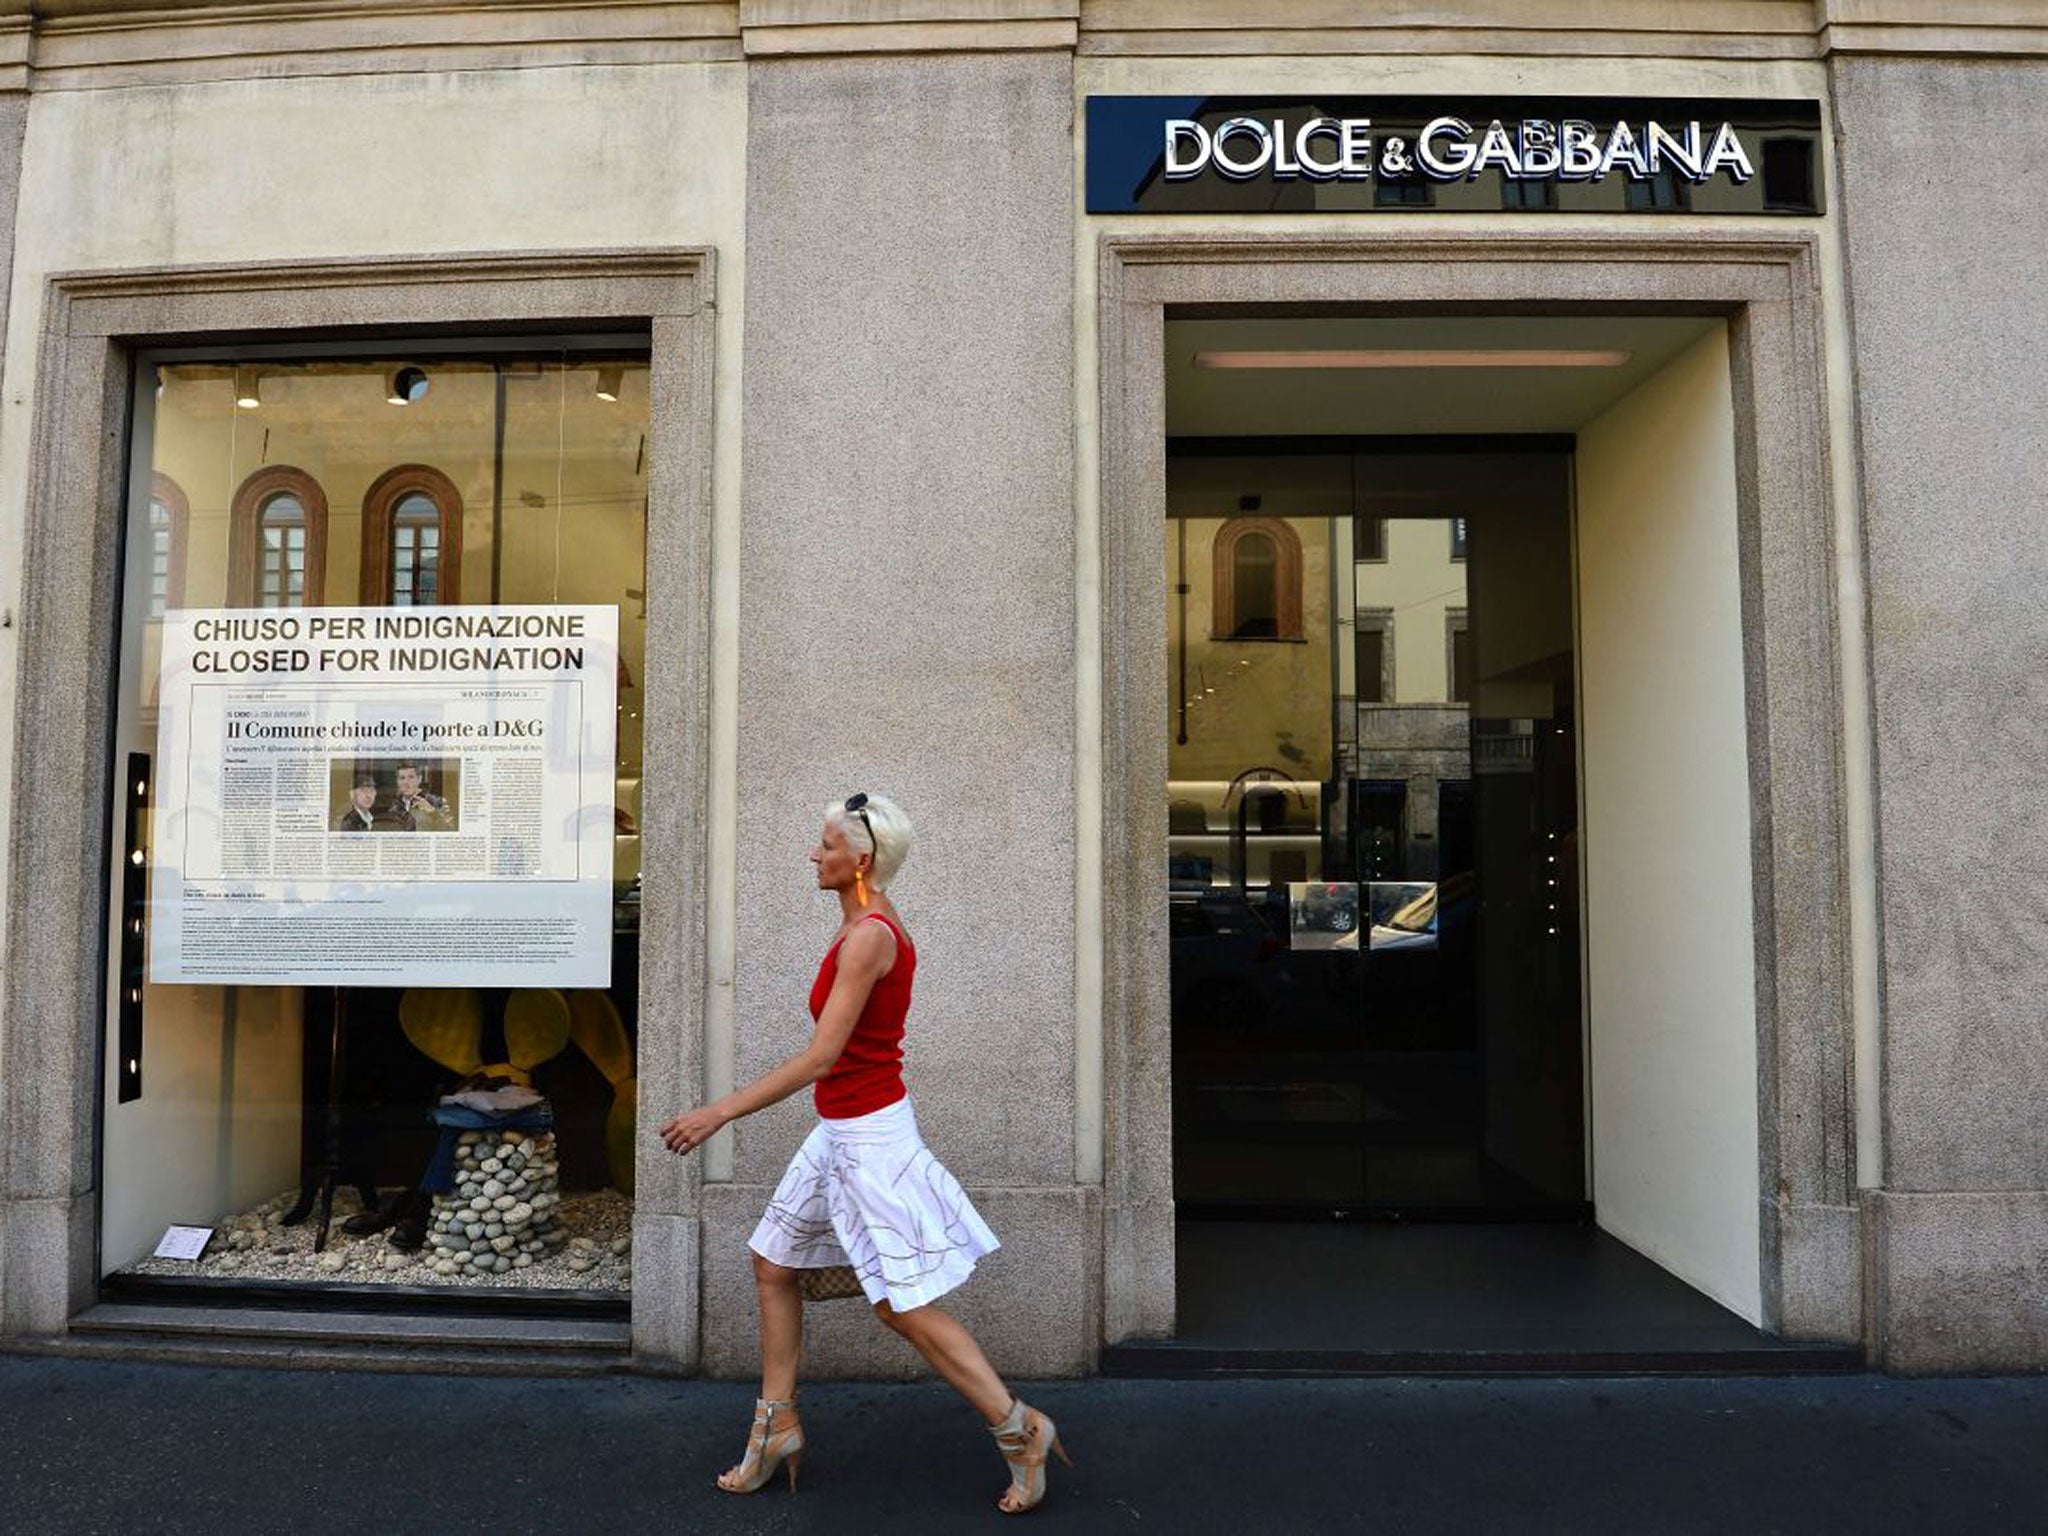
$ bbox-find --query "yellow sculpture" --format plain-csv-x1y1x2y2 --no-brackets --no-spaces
399,987,571,1087
497,989,572,1085
398,989,486,1077
568,989,638,1195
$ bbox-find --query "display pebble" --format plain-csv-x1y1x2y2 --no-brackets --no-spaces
120,1181,634,1293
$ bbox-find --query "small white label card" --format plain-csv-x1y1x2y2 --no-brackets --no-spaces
153,1225,215,1261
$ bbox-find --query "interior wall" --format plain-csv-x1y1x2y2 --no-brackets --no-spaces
1576,325,1763,1324
100,987,302,1270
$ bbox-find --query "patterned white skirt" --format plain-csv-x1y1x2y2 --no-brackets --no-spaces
748,1096,1000,1312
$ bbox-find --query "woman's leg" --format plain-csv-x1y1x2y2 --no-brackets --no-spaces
877,1299,1067,1513
872,1299,1010,1423
754,1252,804,1399
715,1254,809,1493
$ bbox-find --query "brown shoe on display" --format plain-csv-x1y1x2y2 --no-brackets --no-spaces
339,1189,405,1238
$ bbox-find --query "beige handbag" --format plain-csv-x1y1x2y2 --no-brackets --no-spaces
797,1264,865,1302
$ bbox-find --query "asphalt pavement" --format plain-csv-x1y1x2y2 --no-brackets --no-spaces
3,1354,2045,1533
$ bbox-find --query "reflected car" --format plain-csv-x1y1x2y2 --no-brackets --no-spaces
1367,880,1437,950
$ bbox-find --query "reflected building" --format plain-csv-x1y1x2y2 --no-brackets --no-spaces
1165,449,1581,1215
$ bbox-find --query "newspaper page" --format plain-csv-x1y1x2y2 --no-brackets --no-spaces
150,605,619,987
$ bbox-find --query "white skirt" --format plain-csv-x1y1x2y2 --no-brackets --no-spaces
748,1096,1000,1312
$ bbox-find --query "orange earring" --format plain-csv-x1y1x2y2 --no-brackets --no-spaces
855,866,870,908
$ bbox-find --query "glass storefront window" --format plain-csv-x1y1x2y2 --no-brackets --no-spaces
103,344,650,1300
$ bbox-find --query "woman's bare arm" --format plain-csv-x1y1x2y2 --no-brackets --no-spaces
659,921,896,1154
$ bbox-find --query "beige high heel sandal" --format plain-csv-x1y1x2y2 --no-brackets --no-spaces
989,1397,1072,1515
716,1397,805,1494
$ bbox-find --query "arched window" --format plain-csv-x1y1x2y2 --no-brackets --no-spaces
145,472,189,617
1232,532,1278,637
1211,517,1305,641
257,494,308,607
390,492,441,606
229,466,327,608
361,465,463,605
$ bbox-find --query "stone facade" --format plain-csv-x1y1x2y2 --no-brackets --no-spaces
0,1,2044,1375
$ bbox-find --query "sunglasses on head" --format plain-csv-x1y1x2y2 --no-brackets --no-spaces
844,793,876,859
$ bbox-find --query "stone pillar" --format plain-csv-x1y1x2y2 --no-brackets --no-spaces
0,30,31,1067
1831,46,2048,1371
702,28,1087,1375
0,10,77,1328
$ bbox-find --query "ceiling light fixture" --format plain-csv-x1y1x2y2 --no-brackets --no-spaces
1193,348,1634,370
233,366,261,409
594,364,624,403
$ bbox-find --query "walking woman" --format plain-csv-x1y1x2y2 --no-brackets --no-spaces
658,793,1070,1515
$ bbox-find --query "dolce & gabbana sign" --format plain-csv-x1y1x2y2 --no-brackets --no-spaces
1086,96,1823,217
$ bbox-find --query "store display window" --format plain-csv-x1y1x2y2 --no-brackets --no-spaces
102,344,651,1302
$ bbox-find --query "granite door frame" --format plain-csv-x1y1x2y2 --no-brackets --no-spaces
1096,231,1861,1346
0,250,715,1366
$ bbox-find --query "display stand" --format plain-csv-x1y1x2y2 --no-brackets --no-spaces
281,987,377,1251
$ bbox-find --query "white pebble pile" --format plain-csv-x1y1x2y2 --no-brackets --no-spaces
120,1187,634,1291
428,1129,566,1277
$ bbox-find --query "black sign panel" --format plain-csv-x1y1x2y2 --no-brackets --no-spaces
1086,96,1824,217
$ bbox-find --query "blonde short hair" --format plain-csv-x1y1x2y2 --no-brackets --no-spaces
826,792,912,889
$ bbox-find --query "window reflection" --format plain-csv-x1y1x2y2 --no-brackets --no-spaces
390,492,440,606
1232,532,1278,637
1166,452,1582,1213
148,499,174,616
257,493,307,607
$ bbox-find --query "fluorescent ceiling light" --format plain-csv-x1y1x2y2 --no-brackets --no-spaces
1193,348,1634,370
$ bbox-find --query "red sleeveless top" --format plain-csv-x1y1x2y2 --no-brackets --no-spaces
811,911,913,1119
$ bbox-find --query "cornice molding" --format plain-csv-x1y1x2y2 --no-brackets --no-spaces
18,2,742,92
0,0,2044,92
1817,0,2048,57
1079,1,2048,61
0,18,27,91
1081,1,1824,61
739,1,1078,57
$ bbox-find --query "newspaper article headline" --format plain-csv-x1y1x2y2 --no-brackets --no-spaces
188,611,591,676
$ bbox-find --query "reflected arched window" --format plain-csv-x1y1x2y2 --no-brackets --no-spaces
391,492,441,606
361,465,463,605
230,466,327,608
1232,532,1278,637
146,472,189,617
258,494,308,607
1212,516,1304,641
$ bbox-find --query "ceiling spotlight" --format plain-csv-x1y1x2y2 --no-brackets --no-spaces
594,364,624,403
1193,348,1634,370
234,366,261,409
387,366,430,405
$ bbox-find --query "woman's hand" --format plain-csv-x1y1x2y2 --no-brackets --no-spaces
659,1103,729,1156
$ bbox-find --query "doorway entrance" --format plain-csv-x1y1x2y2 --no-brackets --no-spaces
1168,444,1583,1219
1131,304,1809,1368
1095,238,1862,1365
